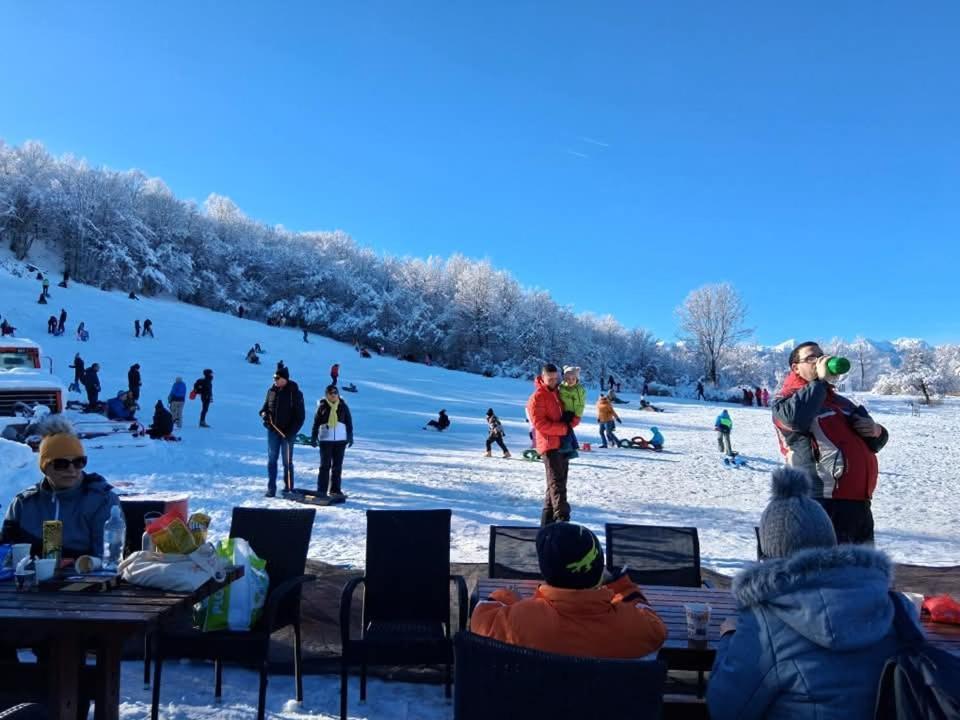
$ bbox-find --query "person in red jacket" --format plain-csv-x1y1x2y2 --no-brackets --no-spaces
527,363,580,525
471,522,667,658
330,363,340,387
772,341,888,544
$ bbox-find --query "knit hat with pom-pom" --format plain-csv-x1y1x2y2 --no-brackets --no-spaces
759,467,837,559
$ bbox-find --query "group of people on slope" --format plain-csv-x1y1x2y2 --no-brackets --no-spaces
258,364,354,499
475,343,908,717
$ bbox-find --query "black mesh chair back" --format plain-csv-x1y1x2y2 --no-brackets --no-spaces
119,498,166,557
229,507,316,629
488,526,542,579
604,523,702,587
754,526,766,560
453,632,666,719
363,509,451,624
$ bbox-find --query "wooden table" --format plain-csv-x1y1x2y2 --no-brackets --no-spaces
0,566,243,720
475,578,960,668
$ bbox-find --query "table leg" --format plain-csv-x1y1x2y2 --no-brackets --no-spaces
95,635,123,720
47,635,82,720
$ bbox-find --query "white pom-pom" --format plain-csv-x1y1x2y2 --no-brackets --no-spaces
33,414,75,438
770,466,811,499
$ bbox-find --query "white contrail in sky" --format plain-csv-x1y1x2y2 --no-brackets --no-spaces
565,149,589,158
580,136,610,147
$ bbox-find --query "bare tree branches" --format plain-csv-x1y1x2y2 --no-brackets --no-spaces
675,283,752,384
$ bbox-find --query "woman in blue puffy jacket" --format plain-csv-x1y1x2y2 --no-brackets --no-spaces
707,467,917,720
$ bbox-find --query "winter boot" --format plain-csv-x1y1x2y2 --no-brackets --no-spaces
483,450,492,457
199,422,211,428
540,508,555,527
502,451,511,458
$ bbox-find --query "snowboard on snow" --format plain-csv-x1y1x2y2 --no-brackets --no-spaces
722,455,748,468
282,488,347,506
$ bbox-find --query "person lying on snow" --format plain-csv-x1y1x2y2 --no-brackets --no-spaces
471,522,667,658
425,409,450,431
106,391,137,421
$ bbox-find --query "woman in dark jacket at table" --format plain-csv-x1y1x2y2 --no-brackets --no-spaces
707,468,916,720
0,417,119,559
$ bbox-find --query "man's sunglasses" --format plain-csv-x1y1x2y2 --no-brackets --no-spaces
798,354,824,364
50,456,87,471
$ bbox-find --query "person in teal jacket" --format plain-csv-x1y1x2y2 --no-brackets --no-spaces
715,409,734,456
707,467,911,720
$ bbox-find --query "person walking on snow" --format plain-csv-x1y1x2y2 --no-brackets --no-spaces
134,319,141,338
259,366,305,497
302,328,309,343
42,277,50,298
69,353,85,392
772,341,888,544
557,365,585,458
82,363,101,411
192,369,214,427
127,364,142,403
142,319,153,338
528,363,580,526
76,321,87,341
425,409,450,431
483,408,511,458
330,363,340,387
309,385,354,498
696,380,706,401
168,376,187,428
596,395,622,448
762,388,770,407
57,309,67,335
715,409,735,457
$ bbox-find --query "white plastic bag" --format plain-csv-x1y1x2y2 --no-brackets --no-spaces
118,543,226,592
198,538,269,631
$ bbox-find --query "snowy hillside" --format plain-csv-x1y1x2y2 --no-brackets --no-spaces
3,258,960,719
2,257,958,574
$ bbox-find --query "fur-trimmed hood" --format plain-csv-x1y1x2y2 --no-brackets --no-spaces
732,545,894,651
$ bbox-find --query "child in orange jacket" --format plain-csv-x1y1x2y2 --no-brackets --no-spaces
471,523,667,658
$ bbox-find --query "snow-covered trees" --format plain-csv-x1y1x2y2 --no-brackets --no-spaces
676,283,752,385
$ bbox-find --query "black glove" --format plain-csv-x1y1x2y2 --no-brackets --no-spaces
347,436,354,448
309,436,318,447
561,410,575,424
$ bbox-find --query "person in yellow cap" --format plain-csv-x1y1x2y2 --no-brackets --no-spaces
0,418,119,559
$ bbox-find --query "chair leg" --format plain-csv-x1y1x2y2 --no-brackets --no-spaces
340,651,349,720
143,633,152,687
360,655,367,702
150,647,162,720
293,622,304,702
214,659,223,700
257,660,269,720
445,659,452,699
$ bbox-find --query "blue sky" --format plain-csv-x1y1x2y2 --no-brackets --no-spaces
3,2,959,344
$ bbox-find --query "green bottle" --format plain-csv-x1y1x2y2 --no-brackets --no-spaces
826,357,851,375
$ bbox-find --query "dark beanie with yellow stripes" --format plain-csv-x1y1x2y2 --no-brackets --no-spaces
536,522,605,589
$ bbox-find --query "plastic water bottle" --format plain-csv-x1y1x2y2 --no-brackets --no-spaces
103,505,126,571
826,357,851,375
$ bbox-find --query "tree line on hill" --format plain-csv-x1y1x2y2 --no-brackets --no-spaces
1,140,958,397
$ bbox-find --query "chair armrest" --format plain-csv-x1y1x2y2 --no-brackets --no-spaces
451,574,469,632
339,576,366,646
701,579,713,589
263,574,316,631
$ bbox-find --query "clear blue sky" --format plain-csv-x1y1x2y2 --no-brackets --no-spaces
4,2,959,344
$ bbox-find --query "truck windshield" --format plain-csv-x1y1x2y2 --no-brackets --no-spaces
0,351,35,370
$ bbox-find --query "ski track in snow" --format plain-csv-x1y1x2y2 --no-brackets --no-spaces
2,256,958,718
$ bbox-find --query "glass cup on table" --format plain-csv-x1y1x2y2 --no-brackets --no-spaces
684,602,712,642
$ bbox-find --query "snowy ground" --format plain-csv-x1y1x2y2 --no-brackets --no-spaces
2,254,958,718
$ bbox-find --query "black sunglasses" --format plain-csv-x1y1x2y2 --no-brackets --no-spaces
50,456,87,471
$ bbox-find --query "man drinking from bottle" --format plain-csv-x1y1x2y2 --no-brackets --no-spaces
772,342,888,544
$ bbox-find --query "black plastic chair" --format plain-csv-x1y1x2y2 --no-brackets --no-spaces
340,509,468,720
118,498,166,556
149,507,316,720
0,705,46,720
453,631,667,718
604,524,703,587
488,525,542,579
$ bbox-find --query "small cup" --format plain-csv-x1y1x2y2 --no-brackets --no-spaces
684,602,712,641
34,558,56,582
76,555,103,573
15,570,35,592
11,544,31,568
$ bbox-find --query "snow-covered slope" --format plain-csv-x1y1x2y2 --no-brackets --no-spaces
3,257,959,719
